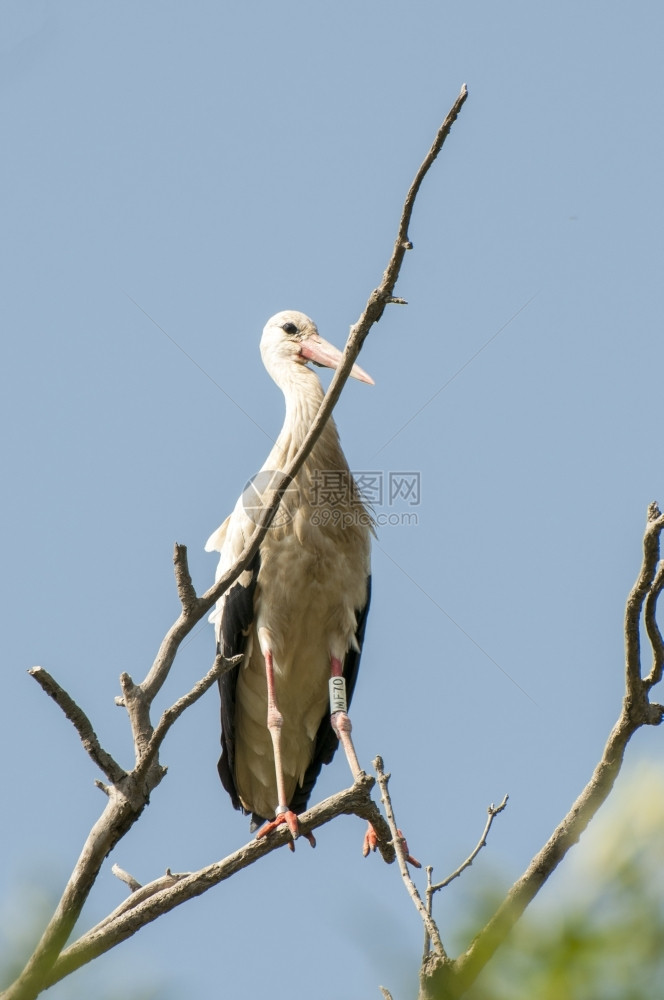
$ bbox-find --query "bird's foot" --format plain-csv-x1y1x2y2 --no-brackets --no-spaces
397,828,422,868
362,822,421,868
256,810,316,851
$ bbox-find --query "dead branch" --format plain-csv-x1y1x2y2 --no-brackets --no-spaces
422,796,509,962
133,652,242,786
431,795,509,895
374,756,446,961
40,775,383,990
414,503,664,1000
110,865,142,893
27,668,125,785
172,541,198,611
644,559,664,687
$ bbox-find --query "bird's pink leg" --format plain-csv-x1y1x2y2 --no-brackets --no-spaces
330,657,420,866
330,656,378,855
255,645,315,850
329,656,362,778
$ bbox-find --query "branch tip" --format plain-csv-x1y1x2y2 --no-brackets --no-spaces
119,672,135,693
26,665,126,784
112,864,142,893
648,500,661,522
430,793,509,895
173,543,199,610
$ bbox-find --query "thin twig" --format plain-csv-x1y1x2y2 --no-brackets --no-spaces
100,869,190,932
28,668,126,785
422,867,434,965
644,559,664,688
373,757,446,960
111,865,142,893
388,84,468,302
134,653,241,784
624,503,664,696
422,796,508,962
431,795,509,893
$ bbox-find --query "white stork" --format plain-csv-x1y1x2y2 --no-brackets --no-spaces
205,310,373,848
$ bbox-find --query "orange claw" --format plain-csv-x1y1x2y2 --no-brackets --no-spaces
362,822,421,867
363,821,378,857
397,828,421,869
256,811,316,851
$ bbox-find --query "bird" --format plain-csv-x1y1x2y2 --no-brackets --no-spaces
205,310,374,848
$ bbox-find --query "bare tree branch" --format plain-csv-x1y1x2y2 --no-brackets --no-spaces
110,865,142,893
624,502,664,695
102,867,190,929
388,84,467,298
645,559,664,688
28,667,126,785
421,795,509,963
430,795,509,895
172,542,198,612
374,756,446,961
133,653,242,786
40,775,384,990
417,502,664,1000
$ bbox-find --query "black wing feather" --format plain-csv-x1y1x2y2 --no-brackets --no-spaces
216,549,261,813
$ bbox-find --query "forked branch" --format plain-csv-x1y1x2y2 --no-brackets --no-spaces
412,503,664,1000
430,795,509,896
374,757,445,960
28,668,125,785
421,795,509,964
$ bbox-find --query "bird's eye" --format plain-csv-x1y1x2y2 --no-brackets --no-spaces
282,322,298,335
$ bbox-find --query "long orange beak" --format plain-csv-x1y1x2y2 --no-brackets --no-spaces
299,334,374,385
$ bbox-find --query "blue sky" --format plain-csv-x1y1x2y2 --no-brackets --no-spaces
2,2,663,998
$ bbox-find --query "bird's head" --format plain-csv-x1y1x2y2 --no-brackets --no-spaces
260,310,374,385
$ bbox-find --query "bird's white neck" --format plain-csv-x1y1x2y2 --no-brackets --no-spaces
268,366,345,473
